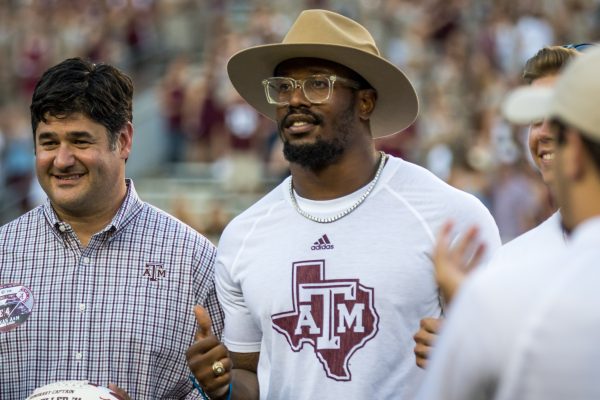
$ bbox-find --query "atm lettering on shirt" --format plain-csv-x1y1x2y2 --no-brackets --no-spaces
272,260,379,381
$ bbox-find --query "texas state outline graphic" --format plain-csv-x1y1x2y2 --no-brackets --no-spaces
272,260,379,381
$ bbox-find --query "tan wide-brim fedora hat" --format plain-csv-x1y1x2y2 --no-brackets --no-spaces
502,45,600,142
227,9,419,138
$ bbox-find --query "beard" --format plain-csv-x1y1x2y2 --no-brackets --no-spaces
283,137,345,171
280,101,356,171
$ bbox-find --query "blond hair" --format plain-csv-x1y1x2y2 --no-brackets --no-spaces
522,46,579,84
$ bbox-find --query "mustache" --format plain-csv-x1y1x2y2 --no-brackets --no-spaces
278,107,323,132
50,165,86,175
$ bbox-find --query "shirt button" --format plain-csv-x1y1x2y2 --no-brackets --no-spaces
82,257,90,265
79,304,86,312
58,225,66,232
75,352,83,360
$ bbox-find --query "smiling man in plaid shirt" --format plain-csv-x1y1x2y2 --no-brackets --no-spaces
0,58,223,399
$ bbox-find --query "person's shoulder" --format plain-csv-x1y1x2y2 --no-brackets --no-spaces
479,214,566,293
390,157,494,225
385,155,441,184
382,156,499,244
0,206,45,251
495,212,564,259
225,180,286,227
217,181,286,247
0,205,44,234
138,202,214,244
385,156,485,202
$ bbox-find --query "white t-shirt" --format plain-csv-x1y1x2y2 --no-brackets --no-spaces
417,211,567,400
495,216,600,400
216,156,500,400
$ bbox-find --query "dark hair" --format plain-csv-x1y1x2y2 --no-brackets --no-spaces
522,46,579,84
30,57,133,148
552,118,600,171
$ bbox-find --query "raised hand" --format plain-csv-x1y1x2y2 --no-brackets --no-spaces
186,305,231,399
433,221,486,303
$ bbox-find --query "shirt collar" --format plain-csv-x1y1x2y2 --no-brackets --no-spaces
43,179,144,237
109,179,144,233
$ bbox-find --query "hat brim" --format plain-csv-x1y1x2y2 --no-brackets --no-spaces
227,43,419,138
502,86,554,125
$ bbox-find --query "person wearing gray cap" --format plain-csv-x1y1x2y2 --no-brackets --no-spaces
185,9,500,400
418,45,600,400
413,45,581,370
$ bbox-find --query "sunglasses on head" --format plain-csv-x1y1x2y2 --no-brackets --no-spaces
562,43,596,52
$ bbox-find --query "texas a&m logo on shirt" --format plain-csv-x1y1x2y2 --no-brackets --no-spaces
143,263,166,281
271,260,379,381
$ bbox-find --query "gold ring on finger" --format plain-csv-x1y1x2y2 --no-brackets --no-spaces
212,360,226,377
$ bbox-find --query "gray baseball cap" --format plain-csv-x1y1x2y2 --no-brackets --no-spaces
502,45,600,142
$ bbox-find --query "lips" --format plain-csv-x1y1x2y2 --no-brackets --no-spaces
51,173,86,184
284,113,318,128
538,145,555,163
54,174,84,180
281,111,322,136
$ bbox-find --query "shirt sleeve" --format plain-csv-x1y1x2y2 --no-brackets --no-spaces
448,192,502,266
216,255,262,353
215,230,262,353
193,239,225,339
183,387,203,400
205,279,225,341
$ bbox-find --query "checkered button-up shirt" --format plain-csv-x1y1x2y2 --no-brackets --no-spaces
0,180,223,399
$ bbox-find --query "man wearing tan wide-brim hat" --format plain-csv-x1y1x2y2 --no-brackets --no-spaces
187,9,500,400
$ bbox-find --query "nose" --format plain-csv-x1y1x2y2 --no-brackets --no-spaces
287,81,311,107
53,144,76,169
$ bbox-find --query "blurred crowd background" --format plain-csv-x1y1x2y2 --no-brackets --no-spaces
1,0,599,243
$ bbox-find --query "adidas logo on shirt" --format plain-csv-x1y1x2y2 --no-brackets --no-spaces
311,234,334,250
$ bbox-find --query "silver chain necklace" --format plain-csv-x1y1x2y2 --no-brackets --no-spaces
288,151,388,224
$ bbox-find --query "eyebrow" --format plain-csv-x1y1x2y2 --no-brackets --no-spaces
37,131,96,141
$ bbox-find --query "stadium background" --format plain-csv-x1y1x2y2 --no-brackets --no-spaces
1,0,599,243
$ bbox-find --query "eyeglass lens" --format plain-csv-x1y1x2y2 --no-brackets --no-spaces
265,76,332,104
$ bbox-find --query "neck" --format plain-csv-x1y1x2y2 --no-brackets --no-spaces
560,169,600,232
53,187,127,247
290,146,381,200
566,181,600,233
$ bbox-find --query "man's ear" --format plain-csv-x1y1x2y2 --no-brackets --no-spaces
117,122,134,160
357,89,377,121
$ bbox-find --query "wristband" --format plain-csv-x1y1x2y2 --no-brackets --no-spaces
189,374,232,400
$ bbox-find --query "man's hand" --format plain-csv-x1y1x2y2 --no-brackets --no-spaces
413,317,442,369
434,221,485,304
186,305,231,399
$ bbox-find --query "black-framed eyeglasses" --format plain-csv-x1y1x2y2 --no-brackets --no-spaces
262,74,361,106
562,43,596,52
